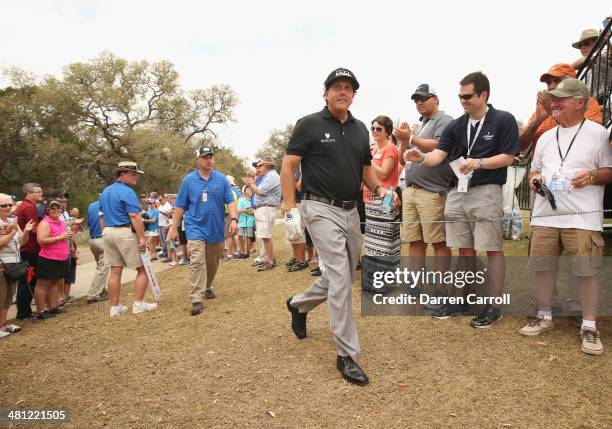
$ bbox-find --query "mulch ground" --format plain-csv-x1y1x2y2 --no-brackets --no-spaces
1,225,610,428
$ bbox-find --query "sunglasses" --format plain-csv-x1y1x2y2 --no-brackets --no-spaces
0,203,13,208
48,206,61,210
413,95,432,103
370,126,384,132
532,179,557,210
458,93,478,101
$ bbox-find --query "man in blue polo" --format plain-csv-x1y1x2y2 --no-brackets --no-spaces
169,146,238,316
100,161,157,317
86,194,109,303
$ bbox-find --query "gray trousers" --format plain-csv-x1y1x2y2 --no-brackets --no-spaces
290,200,362,361
88,237,110,297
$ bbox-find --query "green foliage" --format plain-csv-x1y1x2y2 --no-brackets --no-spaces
255,124,294,170
0,52,243,214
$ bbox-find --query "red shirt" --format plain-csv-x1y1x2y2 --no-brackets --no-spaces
15,199,40,253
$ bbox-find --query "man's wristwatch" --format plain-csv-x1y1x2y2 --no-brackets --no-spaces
230,217,238,223
478,158,485,169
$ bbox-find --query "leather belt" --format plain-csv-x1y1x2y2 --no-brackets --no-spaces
452,182,496,191
256,204,276,208
109,224,131,228
407,183,447,196
90,236,103,239
303,193,357,210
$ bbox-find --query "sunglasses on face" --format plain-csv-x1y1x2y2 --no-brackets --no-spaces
48,206,61,211
0,203,13,208
370,126,384,132
458,93,478,101
413,95,432,103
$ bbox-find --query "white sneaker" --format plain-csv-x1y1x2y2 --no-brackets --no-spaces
110,305,128,317
519,316,554,336
0,330,10,338
581,329,604,355
2,324,22,333
168,261,178,267
132,301,158,314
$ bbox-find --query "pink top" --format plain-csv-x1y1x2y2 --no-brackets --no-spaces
38,215,69,261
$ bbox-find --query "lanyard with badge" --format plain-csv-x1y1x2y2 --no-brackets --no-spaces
457,111,487,192
550,119,585,192
201,188,208,203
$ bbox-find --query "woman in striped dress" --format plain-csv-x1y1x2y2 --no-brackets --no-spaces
363,115,401,257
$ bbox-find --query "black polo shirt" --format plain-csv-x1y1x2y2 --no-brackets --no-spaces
286,106,372,201
437,104,519,186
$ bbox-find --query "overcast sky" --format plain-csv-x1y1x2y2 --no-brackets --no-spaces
1,1,610,162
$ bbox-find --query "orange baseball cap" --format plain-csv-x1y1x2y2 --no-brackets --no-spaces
539,64,576,82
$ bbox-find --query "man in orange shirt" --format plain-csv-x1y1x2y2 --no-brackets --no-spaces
519,63,602,153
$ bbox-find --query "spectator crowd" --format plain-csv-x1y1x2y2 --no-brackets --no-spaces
0,20,610,388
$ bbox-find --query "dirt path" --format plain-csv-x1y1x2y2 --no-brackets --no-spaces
1,225,610,428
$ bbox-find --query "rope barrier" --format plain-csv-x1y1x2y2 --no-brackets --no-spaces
358,209,612,225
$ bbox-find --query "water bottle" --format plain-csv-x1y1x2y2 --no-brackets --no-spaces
380,187,394,214
511,209,522,240
502,212,511,240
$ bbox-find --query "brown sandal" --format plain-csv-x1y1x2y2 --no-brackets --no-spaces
257,261,277,272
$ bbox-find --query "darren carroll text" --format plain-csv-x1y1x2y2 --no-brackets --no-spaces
371,293,512,306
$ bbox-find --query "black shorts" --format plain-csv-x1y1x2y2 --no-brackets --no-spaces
178,225,187,246
37,256,69,280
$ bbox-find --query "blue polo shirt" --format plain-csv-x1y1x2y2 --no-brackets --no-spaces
87,200,103,238
175,169,234,243
146,208,159,231
99,181,141,227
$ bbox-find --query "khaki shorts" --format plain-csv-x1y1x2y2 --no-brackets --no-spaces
103,227,143,269
444,184,503,252
284,203,306,244
255,206,276,239
528,227,605,276
402,186,447,244
0,263,17,309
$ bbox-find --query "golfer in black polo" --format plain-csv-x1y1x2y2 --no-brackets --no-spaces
281,68,394,385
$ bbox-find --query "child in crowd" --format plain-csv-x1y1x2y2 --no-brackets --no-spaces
237,186,255,259
144,200,159,260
